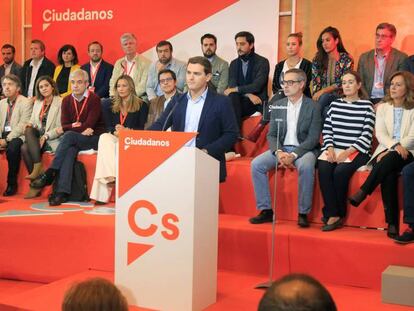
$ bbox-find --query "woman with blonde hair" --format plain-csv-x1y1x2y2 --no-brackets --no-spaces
90,75,148,204
349,71,414,238
22,76,63,198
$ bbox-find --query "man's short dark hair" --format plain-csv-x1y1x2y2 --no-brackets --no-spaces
31,39,46,52
201,33,217,45
258,274,337,311
235,31,255,44
158,69,176,82
156,40,173,52
376,22,397,37
1,44,16,54
88,41,103,52
187,56,212,75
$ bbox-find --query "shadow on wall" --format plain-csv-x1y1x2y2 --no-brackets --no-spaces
401,35,414,56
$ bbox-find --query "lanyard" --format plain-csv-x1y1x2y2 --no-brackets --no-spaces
72,94,89,122
374,53,387,79
39,99,51,122
119,111,128,126
123,61,135,76
90,61,101,86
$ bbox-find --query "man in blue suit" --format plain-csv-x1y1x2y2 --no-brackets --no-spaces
150,56,239,182
81,41,113,98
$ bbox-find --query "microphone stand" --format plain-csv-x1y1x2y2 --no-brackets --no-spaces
255,104,284,289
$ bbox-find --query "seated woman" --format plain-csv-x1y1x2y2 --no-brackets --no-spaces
318,71,375,231
53,44,80,97
349,71,414,238
247,32,312,142
22,76,63,198
311,26,353,119
90,75,148,204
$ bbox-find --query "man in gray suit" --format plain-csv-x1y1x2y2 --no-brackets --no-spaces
201,33,229,94
357,23,407,104
249,68,321,227
0,44,22,97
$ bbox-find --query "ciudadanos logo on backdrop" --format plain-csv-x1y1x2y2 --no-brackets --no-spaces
42,8,114,31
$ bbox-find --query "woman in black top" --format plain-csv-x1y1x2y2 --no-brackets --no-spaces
53,44,80,97
90,75,148,203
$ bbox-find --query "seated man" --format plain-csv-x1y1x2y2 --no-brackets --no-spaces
149,56,238,182
109,33,150,99
31,69,105,205
145,68,180,129
146,40,186,101
225,31,269,130
249,69,321,227
358,23,407,104
0,74,32,195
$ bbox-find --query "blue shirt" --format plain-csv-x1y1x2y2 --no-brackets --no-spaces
184,88,208,147
393,107,404,140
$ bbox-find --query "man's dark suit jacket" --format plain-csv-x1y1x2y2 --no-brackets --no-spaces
0,62,22,94
81,60,114,98
20,57,55,96
357,48,408,97
228,52,270,102
149,89,239,182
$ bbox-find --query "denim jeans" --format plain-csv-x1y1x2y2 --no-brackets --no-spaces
251,148,316,214
402,162,414,227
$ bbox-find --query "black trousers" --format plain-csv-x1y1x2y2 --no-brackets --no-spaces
361,151,414,226
228,92,261,130
5,137,24,186
319,152,370,218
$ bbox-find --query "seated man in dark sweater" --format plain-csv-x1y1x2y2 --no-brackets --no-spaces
224,31,270,131
31,69,105,205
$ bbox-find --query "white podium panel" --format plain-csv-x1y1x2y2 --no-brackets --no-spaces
115,130,219,311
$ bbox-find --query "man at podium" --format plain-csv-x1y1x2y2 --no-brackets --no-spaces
149,56,238,182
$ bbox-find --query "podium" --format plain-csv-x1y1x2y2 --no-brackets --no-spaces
114,130,219,311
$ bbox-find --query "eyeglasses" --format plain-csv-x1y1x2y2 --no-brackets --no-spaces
375,34,393,40
159,77,174,84
282,80,302,86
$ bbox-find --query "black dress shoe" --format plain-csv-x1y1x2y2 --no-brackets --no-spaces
48,192,68,206
321,218,343,232
31,172,54,189
298,213,309,228
387,224,399,239
3,184,17,196
348,190,367,207
249,209,273,224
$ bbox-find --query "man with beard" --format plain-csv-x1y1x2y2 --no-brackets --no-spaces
200,33,229,94
225,31,269,130
146,40,186,100
0,44,22,97
81,41,113,98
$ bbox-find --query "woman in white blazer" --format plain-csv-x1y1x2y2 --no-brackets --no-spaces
21,76,63,198
349,71,414,238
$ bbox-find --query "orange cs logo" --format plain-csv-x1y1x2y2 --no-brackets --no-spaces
128,200,179,240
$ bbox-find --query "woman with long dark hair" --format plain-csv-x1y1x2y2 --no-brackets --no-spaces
53,44,80,97
311,26,353,118
349,71,414,238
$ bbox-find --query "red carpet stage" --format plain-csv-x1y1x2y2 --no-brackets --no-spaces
0,117,413,309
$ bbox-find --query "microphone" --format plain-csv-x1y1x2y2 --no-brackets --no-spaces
268,104,287,123
161,95,182,131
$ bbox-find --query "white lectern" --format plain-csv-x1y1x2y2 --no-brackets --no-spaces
115,130,219,311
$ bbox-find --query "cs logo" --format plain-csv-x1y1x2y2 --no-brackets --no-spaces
126,200,179,265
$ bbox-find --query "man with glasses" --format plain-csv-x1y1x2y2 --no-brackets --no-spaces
249,68,321,227
145,69,180,128
358,23,407,104
146,40,186,101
